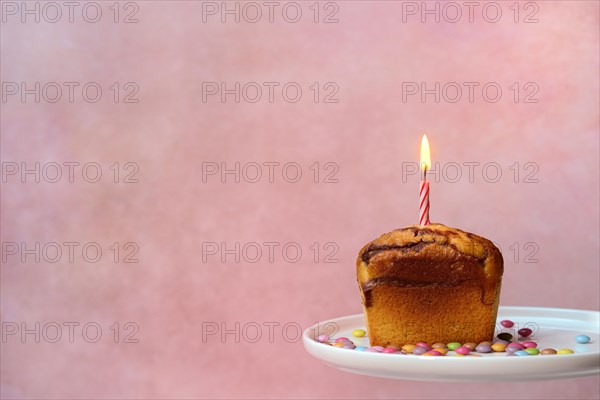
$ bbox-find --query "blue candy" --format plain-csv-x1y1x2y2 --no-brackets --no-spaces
514,350,530,356
576,335,591,344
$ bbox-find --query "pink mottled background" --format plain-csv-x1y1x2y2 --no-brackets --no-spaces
1,1,599,399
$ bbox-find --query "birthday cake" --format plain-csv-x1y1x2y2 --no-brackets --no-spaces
357,223,503,347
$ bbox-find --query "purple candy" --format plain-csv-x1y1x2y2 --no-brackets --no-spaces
505,346,520,354
412,346,428,355
370,346,384,352
316,334,330,343
475,344,492,353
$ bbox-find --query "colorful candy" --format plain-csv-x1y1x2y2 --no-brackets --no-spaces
540,348,557,355
500,320,514,328
475,344,492,353
576,335,591,344
518,328,533,337
491,343,507,352
463,342,478,351
412,346,429,355
557,349,574,355
402,344,416,354
318,325,579,359
352,329,367,338
316,334,330,343
447,342,461,351
524,348,539,355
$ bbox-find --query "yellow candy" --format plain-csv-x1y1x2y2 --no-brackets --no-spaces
352,329,366,338
435,348,448,355
402,344,416,354
491,343,507,352
452,353,465,357
557,348,574,355
332,342,345,348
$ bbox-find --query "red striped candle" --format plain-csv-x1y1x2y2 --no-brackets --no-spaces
419,134,431,226
419,180,430,226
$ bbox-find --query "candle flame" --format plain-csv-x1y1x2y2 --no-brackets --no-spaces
420,134,431,172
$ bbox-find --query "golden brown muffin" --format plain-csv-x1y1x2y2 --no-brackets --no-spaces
357,223,503,347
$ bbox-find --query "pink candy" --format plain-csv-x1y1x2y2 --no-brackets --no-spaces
316,334,330,343
455,346,471,355
500,320,514,328
507,342,525,350
335,337,351,343
382,347,398,353
522,341,538,348
416,342,430,348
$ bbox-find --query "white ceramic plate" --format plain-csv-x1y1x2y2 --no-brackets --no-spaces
303,306,600,382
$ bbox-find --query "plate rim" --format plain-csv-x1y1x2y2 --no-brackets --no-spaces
302,306,600,381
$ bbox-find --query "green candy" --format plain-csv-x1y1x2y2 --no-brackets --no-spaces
447,342,461,351
497,332,513,341
524,348,540,355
